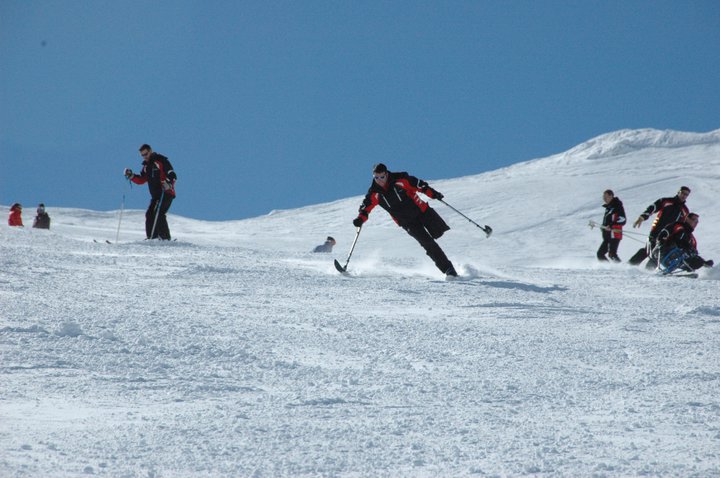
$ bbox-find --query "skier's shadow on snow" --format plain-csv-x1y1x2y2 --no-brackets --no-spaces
463,279,566,294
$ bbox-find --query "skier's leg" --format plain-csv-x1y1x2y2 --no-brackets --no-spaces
597,233,610,261
404,221,454,274
144,199,158,239
628,246,648,265
608,238,621,262
157,196,173,240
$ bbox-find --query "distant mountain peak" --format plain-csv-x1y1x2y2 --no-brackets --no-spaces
564,128,720,160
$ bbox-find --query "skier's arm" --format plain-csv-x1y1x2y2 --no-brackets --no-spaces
125,169,147,185
613,204,626,227
163,158,177,182
354,192,378,225
397,173,444,200
634,198,662,227
641,198,663,221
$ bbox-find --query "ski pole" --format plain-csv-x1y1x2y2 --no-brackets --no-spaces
438,199,492,237
334,226,362,273
587,220,647,244
115,193,125,243
150,190,165,240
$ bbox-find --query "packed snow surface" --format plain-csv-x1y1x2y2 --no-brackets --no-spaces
2,129,720,477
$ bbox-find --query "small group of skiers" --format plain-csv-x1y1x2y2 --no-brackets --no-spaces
7,203,51,229
8,148,714,279
596,186,713,274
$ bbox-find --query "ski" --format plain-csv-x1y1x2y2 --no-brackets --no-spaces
334,259,349,274
663,272,699,279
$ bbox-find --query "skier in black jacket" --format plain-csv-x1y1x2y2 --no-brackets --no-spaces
597,190,626,262
352,163,457,277
656,213,713,271
32,203,51,229
124,144,177,240
628,186,690,268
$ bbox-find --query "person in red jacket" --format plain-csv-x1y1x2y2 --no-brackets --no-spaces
656,213,713,272
124,144,177,240
352,163,457,277
8,203,23,227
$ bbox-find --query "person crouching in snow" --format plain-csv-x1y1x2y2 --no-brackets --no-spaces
33,203,51,229
352,163,457,277
656,213,713,272
597,189,626,262
313,236,336,253
8,203,23,226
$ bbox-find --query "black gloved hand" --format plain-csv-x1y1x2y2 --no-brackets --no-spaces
432,190,444,200
124,168,133,178
706,260,714,267
353,217,364,228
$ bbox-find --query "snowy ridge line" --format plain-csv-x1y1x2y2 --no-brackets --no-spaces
564,128,720,160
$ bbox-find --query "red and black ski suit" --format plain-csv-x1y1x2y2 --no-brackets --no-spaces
354,171,454,274
130,153,177,240
597,196,626,261
657,221,709,271
628,194,689,267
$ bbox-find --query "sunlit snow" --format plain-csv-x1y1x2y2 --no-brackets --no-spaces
2,129,719,476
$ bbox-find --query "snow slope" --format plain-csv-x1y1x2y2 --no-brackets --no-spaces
1,129,719,477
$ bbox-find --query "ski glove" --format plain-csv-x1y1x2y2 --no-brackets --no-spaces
706,260,714,267
124,168,133,178
353,217,364,228
162,180,173,192
432,190,444,200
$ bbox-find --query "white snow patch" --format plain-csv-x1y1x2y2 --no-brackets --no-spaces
1,128,719,476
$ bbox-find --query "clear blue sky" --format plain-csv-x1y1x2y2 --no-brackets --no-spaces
2,0,718,220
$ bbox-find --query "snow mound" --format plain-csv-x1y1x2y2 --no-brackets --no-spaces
564,128,720,159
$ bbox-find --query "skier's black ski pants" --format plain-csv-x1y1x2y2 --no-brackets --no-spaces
403,219,453,274
629,236,658,269
597,230,621,261
145,195,174,240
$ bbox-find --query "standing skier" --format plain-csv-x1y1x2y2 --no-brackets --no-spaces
628,186,690,268
124,144,177,240
596,189,626,262
352,163,457,277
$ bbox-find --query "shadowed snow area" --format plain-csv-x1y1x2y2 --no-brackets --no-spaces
2,129,719,477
